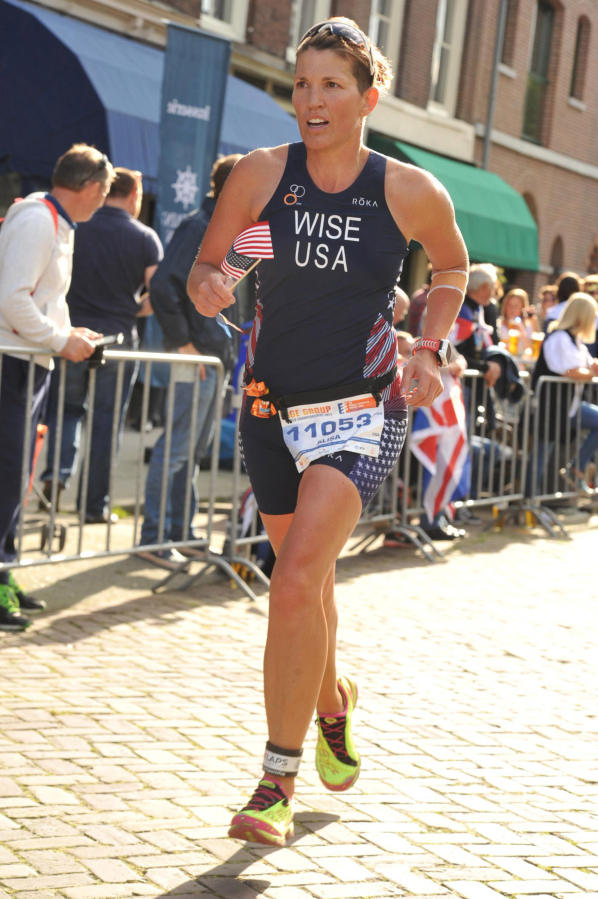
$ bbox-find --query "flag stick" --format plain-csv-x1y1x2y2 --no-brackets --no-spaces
217,258,262,334
230,257,260,291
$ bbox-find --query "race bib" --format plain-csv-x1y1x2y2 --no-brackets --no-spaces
281,393,384,472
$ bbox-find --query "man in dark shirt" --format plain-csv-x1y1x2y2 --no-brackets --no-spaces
41,168,163,522
137,153,241,568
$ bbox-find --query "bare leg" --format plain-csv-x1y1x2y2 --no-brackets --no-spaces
316,565,344,715
260,466,361,796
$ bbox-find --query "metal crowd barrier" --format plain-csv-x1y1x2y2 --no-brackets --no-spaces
3,347,596,602
400,370,531,529
0,346,260,595
526,374,598,536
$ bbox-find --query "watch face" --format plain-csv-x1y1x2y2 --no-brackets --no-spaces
439,340,452,366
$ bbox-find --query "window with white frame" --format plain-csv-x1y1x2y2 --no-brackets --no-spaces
200,0,248,41
369,0,392,57
287,0,331,61
201,0,232,21
369,0,405,82
429,0,468,114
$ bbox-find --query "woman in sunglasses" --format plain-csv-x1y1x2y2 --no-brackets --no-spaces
189,17,468,845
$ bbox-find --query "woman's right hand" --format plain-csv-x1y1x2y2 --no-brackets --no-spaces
191,269,236,318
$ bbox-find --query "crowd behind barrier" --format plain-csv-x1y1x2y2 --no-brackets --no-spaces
2,338,597,603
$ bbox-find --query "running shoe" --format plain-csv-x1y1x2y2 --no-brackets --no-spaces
228,778,294,846
135,548,188,570
0,585,31,632
316,675,360,792
7,573,46,613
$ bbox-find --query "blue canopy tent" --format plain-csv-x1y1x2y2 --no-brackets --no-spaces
0,0,300,191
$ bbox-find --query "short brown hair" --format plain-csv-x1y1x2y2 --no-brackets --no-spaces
52,143,115,192
109,168,141,199
211,154,242,199
539,284,557,298
296,17,393,95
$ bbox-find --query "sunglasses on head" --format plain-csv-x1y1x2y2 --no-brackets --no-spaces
79,154,109,187
300,21,375,79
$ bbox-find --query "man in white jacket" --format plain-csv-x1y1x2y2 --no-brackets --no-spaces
0,143,115,631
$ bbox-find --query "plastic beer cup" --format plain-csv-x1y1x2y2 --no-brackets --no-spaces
532,332,544,360
508,329,519,355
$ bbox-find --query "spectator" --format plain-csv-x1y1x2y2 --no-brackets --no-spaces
452,263,501,388
531,293,598,494
393,287,410,329
407,263,431,336
583,274,598,299
395,330,415,364
544,271,582,327
538,284,559,327
499,288,540,353
137,153,241,569
0,143,113,631
41,168,163,523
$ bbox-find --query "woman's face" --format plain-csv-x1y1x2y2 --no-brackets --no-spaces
505,296,524,320
293,48,376,150
541,292,557,311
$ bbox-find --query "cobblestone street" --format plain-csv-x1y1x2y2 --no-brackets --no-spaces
1,521,598,899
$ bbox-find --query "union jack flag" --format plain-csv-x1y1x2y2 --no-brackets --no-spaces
450,301,493,348
409,373,471,522
221,222,274,281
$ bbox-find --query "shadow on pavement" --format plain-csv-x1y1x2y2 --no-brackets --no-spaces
156,813,340,899
23,587,248,646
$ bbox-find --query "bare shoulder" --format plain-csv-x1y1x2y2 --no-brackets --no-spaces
385,157,450,204
226,145,289,221
383,157,453,242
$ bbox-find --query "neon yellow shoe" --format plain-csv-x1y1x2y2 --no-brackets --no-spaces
316,676,360,792
228,779,294,846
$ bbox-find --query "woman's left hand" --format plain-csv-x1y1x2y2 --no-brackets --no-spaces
400,349,443,407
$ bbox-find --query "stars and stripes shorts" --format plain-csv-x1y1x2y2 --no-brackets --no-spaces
239,399,408,516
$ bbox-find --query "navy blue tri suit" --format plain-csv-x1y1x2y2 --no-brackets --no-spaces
240,142,410,515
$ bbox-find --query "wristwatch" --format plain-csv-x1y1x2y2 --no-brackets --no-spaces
412,338,452,367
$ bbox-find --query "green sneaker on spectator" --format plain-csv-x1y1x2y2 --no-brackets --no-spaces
7,572,46,613
0,584,31,631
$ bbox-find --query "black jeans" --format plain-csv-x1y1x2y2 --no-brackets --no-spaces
0,356,50,583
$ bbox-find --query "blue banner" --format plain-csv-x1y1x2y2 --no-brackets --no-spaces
155,24,231,245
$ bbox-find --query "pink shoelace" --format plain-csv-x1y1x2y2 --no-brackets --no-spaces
243,780,288,812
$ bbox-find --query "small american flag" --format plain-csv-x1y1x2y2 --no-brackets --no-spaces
221,222,274,281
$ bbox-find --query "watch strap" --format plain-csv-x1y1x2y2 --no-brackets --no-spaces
412,338,441,355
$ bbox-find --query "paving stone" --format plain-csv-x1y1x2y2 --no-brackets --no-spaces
2,526,598,899
313,857,375,882
487,881,580,893
81,859,143,883
376,865,448,893
0,864,37,879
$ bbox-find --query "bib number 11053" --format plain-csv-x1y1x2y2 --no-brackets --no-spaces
281,395,384,472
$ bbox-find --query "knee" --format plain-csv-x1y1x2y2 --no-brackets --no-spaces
269,561,324,624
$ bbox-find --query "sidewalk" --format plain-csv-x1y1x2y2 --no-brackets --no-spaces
1,521,598,899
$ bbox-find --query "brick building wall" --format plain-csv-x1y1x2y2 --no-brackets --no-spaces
454,0,598,287
178,0,598,288
330,0,372,30
395,0,439,107
484,141,598,289
459,0,598,168
246,0,293,57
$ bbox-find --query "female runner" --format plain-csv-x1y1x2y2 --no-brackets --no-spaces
188,17,468,845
